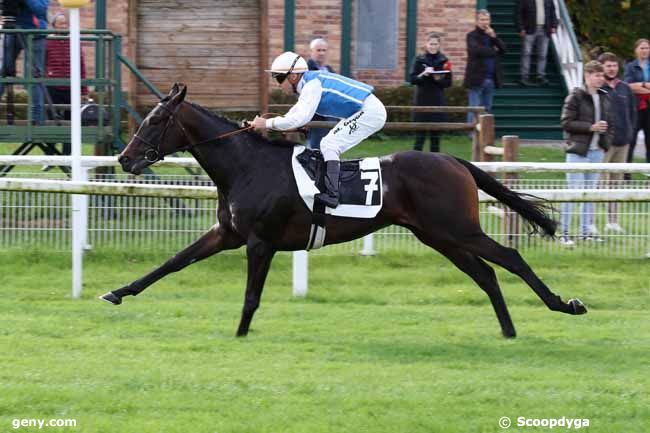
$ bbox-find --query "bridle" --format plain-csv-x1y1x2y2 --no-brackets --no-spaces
132,102,189,163
132,101,282,163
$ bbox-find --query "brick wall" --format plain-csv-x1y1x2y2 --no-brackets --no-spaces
42,1,477,98
267,0,477,88
416,0,476,83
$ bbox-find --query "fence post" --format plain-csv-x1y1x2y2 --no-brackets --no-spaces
360,233,375,256
502,135,520,248
292,250,308,297
478,114,495,162
69,6,85,299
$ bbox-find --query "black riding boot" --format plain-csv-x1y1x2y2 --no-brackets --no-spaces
315,160,340,208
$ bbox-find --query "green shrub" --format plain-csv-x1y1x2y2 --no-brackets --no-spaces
566,0,649,61
266,81,468,132
159,82,469,139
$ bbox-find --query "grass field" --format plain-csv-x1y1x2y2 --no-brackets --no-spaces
1,249,648,432
1,120,649,431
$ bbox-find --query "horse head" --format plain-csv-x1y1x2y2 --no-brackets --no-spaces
118,83,189,175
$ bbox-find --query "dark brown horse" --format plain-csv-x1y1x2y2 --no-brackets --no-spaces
101,84,587,338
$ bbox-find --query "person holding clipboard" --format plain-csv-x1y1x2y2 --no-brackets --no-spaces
409,32,452,152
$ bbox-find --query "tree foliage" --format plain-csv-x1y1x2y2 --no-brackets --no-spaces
565,0,650,60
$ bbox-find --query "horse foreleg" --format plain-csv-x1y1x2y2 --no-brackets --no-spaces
235,236,276,337
100,225,244,305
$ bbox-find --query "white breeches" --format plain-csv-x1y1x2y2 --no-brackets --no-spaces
320,94,387,161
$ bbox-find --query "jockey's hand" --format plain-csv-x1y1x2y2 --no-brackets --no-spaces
251,116,267,130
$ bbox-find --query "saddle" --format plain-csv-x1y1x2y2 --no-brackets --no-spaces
291,146,383,250
295,148,381,207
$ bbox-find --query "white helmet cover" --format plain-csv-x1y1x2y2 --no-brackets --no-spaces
267,51,309,74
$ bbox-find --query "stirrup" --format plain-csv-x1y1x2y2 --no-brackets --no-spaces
315,192,339,208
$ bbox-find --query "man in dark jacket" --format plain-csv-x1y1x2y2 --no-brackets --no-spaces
558,61,615,245
306,38,336,150
598,52,637,233
515,0,557,86
463,9,506,123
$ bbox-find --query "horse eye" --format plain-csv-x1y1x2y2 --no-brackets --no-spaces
149,115,163,125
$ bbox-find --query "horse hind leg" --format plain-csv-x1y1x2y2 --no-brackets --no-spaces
459,233,587,315
442,247,517,338
100,224,244,305
413,229,516,337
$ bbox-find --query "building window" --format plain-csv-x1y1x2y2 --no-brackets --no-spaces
355,0,399,69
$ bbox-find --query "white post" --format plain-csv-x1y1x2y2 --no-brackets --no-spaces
70,7,84,298
292,250,308,297
360,233,375,256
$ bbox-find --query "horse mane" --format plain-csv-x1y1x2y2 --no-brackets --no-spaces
188,102,299,148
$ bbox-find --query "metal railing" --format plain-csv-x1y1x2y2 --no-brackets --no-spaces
552,0,584,90
0,29,121,148
0,157,648,257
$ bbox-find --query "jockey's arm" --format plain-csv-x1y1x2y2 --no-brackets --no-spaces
260,79,322,130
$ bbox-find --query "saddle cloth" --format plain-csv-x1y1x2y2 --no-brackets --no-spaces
291,146,383,218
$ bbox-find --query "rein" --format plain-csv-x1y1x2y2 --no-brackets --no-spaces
134,104,286,163
191,112,284,146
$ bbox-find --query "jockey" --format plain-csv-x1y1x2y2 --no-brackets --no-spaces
251,51,387,208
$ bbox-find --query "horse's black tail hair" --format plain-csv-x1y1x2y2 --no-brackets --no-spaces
454,158,557,237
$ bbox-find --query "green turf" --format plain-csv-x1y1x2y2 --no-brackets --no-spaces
1,250,647,432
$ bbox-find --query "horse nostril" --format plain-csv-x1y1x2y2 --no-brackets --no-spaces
118,155,129,165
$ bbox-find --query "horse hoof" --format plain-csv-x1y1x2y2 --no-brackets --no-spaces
568,298,587,315
99,292,122,305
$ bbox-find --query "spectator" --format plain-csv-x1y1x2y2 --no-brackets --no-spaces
463,9,506,124
306,38,335,151
0,0,49,124
307,38,334,73
46,12,88,124
409,32,452,152
599,52,637,234
558,61,615,246
515,0,557,86
623,38,650,164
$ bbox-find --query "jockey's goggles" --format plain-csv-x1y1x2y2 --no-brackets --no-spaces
272,72,288,84
271,55,301,84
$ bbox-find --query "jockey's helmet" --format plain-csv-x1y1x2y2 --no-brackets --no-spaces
267,52,309,84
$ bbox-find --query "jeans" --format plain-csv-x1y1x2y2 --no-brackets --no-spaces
521,26,550,79
560,149,604,236
0,34,46,123
467,78,495,123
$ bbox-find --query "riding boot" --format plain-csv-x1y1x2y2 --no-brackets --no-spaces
315,160,340,208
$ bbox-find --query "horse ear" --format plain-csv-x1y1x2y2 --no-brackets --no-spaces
170,84,187,107
178,84,187,101
168,82,180,97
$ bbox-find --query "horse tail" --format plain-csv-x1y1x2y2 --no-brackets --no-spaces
454,158,557,237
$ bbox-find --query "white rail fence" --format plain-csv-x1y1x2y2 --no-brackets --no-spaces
1,156,649,297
